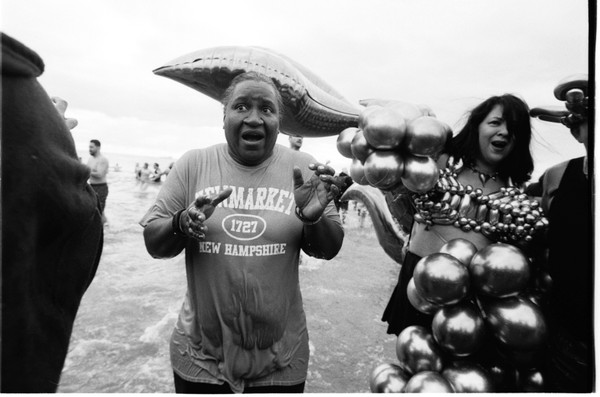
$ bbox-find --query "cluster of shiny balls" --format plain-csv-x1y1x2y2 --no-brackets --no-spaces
412,159,549,244
369,239,549,393
336,101,451,193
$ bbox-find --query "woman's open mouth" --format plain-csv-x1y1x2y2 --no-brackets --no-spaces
241,131,265,143
491,140,508,150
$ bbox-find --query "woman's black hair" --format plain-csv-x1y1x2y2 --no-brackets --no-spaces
221,71,284,120
448,94,533,186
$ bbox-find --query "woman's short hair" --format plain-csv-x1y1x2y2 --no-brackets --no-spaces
221,72,284,120
449,94,534,186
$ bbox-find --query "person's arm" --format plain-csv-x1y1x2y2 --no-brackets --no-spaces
298,213,344,259
524,173,544,198
143,215,187,259
293,164,344,259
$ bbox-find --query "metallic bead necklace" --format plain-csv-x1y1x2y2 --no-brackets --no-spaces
467,163,499,186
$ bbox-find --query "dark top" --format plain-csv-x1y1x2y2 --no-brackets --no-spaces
546,157,593,344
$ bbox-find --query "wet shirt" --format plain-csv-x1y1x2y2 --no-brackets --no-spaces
140,143,339,392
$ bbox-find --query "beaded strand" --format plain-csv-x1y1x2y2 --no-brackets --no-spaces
410,157,548,244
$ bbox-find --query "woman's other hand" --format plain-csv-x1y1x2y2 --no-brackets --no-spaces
293,163,341,221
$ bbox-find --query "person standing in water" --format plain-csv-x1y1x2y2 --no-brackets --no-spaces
141,72,344,393
87,139,109,223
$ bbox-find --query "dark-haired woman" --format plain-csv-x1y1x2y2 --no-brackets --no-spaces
382,94,537,335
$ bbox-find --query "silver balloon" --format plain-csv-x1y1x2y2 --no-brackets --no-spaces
349,158,369,185
350,129,374,163
484,296,548,351
337,127,359,158
363,151,405,190
154,46,360,137
359,98,425,123
565,88,585,104
518,369,544,392
413,253,470,306
407,278,441,314
401,155,440,194
439,238,478,266
359,104,382,128
442,361,494,393
369,363,410,393
361,106,406,149
432,302,486,357
536,270,553,293
469,243,530,298
521,291,543,308
404,116,451,157
403,371,454,393
396,325,444,374
485,364,518,392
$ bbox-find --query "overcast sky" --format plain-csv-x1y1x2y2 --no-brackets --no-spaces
1,0,590,176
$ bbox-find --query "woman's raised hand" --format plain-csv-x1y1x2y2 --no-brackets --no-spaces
293,163,343,222
181,188,232,240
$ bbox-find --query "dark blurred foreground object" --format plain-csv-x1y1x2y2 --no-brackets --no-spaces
529,73,594,392
1,33,103,392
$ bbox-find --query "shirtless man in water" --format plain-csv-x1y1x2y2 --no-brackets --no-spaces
87,139,109,222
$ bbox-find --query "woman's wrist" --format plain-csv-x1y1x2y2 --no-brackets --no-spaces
172,209,187,236
295,206,322,225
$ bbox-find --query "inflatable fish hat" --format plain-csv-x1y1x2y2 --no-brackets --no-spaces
153,46,360,137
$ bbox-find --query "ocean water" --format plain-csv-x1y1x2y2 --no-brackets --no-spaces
58,160,185,393
57,154,379,393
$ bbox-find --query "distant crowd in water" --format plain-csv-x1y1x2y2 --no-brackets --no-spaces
135,161,174,187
